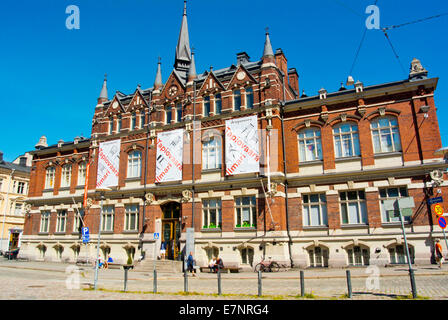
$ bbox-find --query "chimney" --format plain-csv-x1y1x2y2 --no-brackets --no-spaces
19,156,27,167
236,52,250,65
275,48,288,86
0,151,3,163
288,68,299,95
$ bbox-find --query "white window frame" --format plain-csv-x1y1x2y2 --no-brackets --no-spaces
202,136,222,170
298,128,323,162
302,193,328,227
101,205,115,232
61,164,72,188
124,204,139,231
308,246,329,267
371,116,402,153
14,203,23,216
214,93,222,115
130,112,136,130
140,111,145,129
109,117,114,135
241,247,254,265
235,196,256,228
339,190,368,225
379,186,411,223
40,211,50,233
116,115,122,133
77,162,87,186
45,167,56,189
16,181,26,194
73,209,83,233
388,245,414,264
246,87,254,109
56,210,67,233
202,198,222,229
333,122,360,158
127,150,142,178
347,245,370,266
203,96,210,117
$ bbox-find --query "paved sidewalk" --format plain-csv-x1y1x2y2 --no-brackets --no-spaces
1,260,447,299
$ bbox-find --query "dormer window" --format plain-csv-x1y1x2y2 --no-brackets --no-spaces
204,96,210,117
234,90,241,111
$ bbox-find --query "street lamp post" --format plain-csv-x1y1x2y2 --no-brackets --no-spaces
93,187,110,290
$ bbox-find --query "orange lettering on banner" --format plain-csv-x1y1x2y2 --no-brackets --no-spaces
83,162,91,207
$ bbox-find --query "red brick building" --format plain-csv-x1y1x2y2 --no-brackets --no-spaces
20,2,448,269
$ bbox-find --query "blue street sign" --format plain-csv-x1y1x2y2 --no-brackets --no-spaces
428,197,443,205
82,227,90,243
154,232,160,240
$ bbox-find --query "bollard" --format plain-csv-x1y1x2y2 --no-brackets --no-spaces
258,270,262,297
123,267,129,292
153,269,157,293
300,270,305,297
409,269,417,299
184,270,188,293
217,269,222,295
346,270,352,298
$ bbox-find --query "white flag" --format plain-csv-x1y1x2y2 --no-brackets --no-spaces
156,129,184,182
225,115,260,175
96,139,121,188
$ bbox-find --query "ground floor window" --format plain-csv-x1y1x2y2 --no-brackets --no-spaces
308,246,329,267
347,246,370,266
101,247,111,260
38,245,47,259
241,247,254,266
388,245,414,264
55,246,64,260
72,246,80,259
205,247,219,263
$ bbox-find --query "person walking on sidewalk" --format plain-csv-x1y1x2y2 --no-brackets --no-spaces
436,239,444,268
187,251,196,276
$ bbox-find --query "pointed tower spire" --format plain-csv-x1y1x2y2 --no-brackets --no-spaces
263,28,274,57
154,57,163,91
188,50,197,83
174,0,192,82
98,74,108,103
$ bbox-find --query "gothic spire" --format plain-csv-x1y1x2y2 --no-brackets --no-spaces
263,28,274,58
98,74,108,103
174,0,192,82
188,50,197,82
154,57,163,90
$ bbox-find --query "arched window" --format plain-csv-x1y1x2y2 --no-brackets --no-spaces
127,150,142,178
241,247,254,266
246,87,254,109
333,122,360,158
346,245,370,266
61,164,72,188
215,94,222,115
371,116,401,153
203,96,210,117
202,135,222,170
233,90,241,111
388,244,414,264
45,167,55,189
298,128,322,162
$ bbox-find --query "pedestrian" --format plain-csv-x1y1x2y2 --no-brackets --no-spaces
160,241,166,260
209,256,216,273
435,239,444,268
187,251,196,276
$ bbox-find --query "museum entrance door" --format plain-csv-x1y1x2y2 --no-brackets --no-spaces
161,202,181,260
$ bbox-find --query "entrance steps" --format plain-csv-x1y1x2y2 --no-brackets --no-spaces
134,259,183,273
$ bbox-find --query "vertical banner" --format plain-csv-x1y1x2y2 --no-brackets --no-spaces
156,129,184,182
225,115,260,175
96,139,121,188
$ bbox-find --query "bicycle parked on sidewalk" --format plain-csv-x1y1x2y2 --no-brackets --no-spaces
254,257,280,272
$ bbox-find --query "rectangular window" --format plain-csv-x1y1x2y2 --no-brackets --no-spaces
0,178,3,192
204,96,210,117
233,90,241,111
56,210,67,233
176,103,182,122
78,162,87,186
45,167,55,189
109,117,114,135
131,112,136,130
202,137,222,170
166,109,172,124
125,204,139,231
340,190,368,224
215,94,222,115
140,111,145,128
235,196,256,228
303,194,328,227
101,205,115,232
14,203,23,215
61,165,72,188
17,182,26,194
202,199,222,229
379,187,411,223
73,209,84,233
117,115,122,132
246,88,253,109
298,129,323,162
40,211,51,233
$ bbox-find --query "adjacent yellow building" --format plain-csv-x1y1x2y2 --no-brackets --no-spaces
0,151,31,254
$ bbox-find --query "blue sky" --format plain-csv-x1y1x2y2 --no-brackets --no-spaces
1,0,447,162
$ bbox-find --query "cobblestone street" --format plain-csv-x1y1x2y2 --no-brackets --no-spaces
1,260,447,300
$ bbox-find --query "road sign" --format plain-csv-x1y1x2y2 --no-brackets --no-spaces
434,204,444,217
82,227,90,243
428,197,443,205
154,232,160,240
438,217,447,229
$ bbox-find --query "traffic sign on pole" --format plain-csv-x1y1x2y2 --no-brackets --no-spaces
434,204,444,217
438,217,447,229
82,227,90,243
154,232,160,240
428,197,443,205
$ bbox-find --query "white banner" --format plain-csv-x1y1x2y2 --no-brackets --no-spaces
156,129,184,182
225,115,260,175
96,139,121,188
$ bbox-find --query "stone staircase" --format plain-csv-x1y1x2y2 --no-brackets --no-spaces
134,259,184,273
